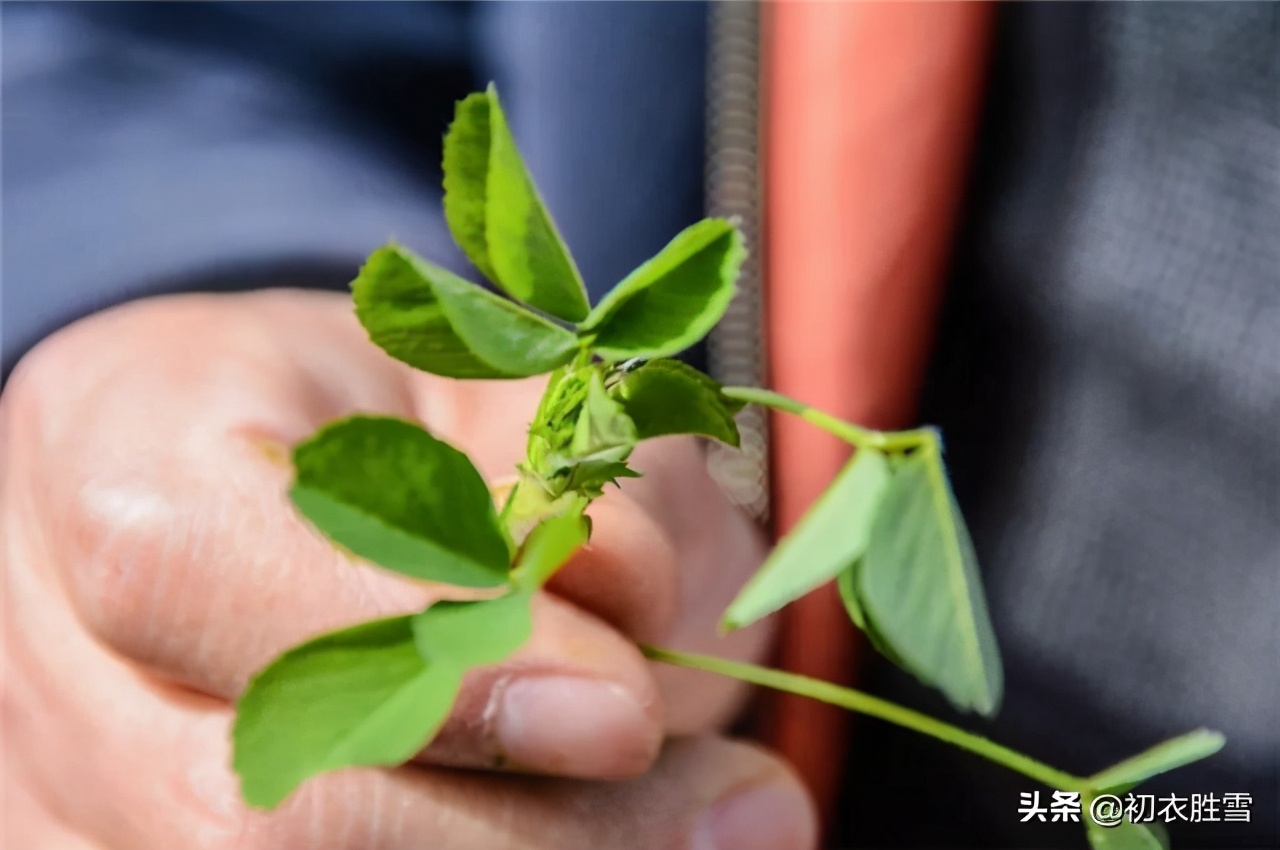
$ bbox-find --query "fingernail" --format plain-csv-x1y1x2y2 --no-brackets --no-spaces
690,783,816,850
496,676,658,777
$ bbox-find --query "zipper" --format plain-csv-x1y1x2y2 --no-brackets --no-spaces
704,1,770,523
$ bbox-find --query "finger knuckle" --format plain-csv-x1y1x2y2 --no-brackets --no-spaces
63,468,192,659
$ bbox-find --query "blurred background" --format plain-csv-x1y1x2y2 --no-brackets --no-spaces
3,3,1276,848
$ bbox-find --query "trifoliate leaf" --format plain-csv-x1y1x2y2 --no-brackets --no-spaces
290,416,510,588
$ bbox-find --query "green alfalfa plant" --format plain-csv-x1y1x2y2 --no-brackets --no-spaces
230,84,1223,850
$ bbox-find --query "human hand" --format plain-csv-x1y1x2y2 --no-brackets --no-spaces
1,290,816,849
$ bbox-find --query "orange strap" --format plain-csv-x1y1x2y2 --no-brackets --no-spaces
763,1,994,836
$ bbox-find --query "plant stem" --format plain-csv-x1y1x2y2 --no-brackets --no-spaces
722,386,933,454
642,644,1084,793
571,341,595,369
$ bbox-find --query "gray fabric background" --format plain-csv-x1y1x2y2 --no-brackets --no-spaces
843,5,1278,848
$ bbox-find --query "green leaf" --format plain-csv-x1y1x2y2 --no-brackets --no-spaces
569,372,638,460
836,563,915,672
524,368,636,498
856,437,1004,715
722,449,891,631
233,594,541,809
482,85,590,321
836,561,869,630
1087,729,1226,793
353,244,578,379
501,469,581,546
290,416,510,588
442,87,589,320
563,459,641,498
558,373,638,497
1086,817,1170,850
510,507,590,590
580,218,745,360
413,592,534,669
611,359,745,446
233,616,461,809
525,367,589,476
442,92,498,283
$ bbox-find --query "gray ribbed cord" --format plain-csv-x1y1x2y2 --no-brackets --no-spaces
704,0,770,524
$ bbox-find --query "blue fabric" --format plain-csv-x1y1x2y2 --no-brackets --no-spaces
1,1,707,378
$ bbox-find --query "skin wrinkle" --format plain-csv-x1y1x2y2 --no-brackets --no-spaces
187,494,229,676
388,787,411,845
13,621,83,837
170,715,253,847
297,780,324,849
2,565,65,832
71,473,214,691
142,489,181,652
151,493,194,668
228,439,378,692
364,771,385,848
12,562,175,847
37,342,264,678
67,477,171,652
1,780,101,850
332,778,359,849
